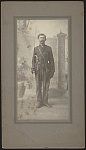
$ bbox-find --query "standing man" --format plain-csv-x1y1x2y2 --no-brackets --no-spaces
31,34,55,108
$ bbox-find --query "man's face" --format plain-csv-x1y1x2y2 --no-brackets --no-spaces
39,35,46,44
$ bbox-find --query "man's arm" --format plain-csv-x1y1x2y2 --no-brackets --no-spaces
49,47,55,78
31,48,36,74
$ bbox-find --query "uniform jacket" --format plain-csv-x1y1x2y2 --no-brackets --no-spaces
32,44,55,79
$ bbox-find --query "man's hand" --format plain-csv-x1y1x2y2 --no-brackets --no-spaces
49,71,54,79
31,68,35,74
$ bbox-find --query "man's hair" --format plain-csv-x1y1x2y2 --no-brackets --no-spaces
38,34,46,40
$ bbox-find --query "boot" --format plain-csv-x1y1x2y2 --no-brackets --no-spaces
36,102,43,108
43,102,52,108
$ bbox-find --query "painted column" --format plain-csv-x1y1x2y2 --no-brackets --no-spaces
57,32,67,90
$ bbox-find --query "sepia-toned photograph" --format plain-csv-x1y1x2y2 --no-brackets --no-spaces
1,1,84,148
16,18,71,122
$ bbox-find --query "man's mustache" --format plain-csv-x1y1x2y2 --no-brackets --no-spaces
40,40,44,42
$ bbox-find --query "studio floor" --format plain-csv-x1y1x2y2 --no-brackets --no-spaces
17,87,70,122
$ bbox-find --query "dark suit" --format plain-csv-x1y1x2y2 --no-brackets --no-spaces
32,44,55,105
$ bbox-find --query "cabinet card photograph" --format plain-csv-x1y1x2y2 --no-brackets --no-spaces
15,17,71,122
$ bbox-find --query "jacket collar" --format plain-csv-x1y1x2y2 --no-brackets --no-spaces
39,44,46,48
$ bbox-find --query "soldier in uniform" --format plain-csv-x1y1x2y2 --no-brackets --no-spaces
31,34,55,108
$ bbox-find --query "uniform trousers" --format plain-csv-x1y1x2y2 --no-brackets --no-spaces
35,68,50,104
